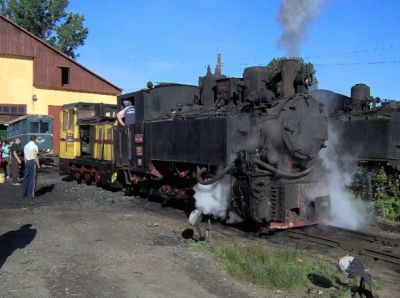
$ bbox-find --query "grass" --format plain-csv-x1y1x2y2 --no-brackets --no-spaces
191,241,357,296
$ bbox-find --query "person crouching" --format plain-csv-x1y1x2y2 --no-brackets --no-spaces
22,135,40,198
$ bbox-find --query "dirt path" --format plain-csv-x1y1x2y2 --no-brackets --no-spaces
0,168,270,298
0,168,399,297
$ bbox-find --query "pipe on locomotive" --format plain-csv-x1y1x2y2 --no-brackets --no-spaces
196,163,235,185
196,158,314,185
253,159,315,178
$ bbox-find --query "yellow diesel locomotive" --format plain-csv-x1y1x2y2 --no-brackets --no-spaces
59,102,119,186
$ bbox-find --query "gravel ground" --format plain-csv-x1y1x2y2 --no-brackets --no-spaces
0,167,399,297
0,168,277,298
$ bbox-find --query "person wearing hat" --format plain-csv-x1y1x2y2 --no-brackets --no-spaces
339,255,377,297
117,99,136,126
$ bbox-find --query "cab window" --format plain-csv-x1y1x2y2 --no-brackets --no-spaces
40,121,49,133
68,110,75,130
30,122,39,133
62,110,69,130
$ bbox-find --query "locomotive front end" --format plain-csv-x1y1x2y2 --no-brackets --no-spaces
224,60,331,229
252,94,329,229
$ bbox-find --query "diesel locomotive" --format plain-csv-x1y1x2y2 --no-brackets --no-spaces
60,59,330,229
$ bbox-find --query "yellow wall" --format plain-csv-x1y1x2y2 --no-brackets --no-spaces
32,88,117,114
0,56,117,114
0,56,34,108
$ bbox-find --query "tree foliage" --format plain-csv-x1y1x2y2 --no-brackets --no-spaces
267,57,318,88
0,0,88,59
374,167,400,221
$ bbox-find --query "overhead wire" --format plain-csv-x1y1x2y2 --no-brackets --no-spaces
314,59,400,67
305,44,400,58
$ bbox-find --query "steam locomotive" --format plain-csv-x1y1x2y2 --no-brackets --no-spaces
311,84,400,199
59,59,330,229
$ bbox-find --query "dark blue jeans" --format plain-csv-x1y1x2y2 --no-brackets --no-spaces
22,160,37,198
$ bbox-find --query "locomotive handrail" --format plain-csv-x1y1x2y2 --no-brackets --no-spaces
253,159,314,178
197,163,235,185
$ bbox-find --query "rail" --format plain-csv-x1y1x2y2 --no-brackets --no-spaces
284,229,400,265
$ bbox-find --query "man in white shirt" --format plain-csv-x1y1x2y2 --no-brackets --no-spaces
22,135,40,198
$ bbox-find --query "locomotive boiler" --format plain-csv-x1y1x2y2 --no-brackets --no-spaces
115,59,330,229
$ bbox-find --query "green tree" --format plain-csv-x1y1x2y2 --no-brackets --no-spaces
0,0,88,59
267,57,318,88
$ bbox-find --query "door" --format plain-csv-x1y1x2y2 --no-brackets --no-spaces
48,105,61,155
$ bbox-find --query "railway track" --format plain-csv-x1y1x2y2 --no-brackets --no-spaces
283,227,400,265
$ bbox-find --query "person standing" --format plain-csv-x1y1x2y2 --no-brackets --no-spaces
0,139,4,175
10,138,22,185
22,135,40,198
1,140,10,179
117,99,136,126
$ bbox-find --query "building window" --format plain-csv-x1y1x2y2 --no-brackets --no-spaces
0,104,27,115
61,67,70,85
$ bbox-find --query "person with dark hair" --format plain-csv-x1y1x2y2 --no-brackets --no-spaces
1,139,10,179
10,138,22,185
117,99,136,126
22,135,40,198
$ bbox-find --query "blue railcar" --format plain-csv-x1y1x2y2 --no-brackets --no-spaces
7,115,53,152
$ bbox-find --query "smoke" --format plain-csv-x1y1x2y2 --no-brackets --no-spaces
319,125,368,230
193,175,243,223
277,0,327,56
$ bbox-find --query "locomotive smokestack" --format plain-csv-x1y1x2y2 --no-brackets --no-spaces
277,0,327,56
280,59,302,98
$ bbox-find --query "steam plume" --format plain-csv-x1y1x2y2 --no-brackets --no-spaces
277,0,327,56
320,125,368,230
193,175,243,224
193,175,232,219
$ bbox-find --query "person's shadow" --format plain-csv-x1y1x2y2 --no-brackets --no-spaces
0,224,37,269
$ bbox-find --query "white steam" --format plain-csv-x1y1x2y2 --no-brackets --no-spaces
193,175,232,219
193,175,243,223
320,126,368,230
277,0,327,56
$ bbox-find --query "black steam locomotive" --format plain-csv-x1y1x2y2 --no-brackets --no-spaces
60,59,330,229
311,84,400,199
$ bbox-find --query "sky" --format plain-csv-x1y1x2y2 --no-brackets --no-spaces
68,0,400,99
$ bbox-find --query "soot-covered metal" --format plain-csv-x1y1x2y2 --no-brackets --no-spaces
115,59,330,229
311,84,400,200
59,59,330,230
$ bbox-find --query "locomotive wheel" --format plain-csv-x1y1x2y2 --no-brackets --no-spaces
83,173,93,185
95,170,102,186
